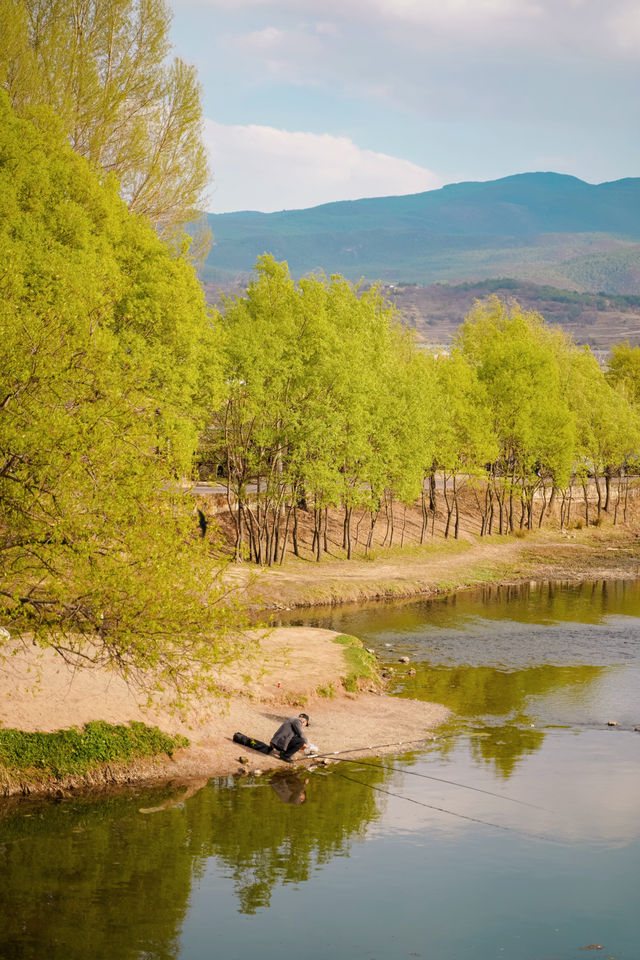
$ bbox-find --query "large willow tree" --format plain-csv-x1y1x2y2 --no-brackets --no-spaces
0,94,245,704
0,0,209,230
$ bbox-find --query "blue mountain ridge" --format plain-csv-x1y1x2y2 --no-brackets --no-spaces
201,172,640,291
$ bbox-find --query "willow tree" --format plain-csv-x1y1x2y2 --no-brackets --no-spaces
0,0,208,230
0,94,244,704
567,348,640,523
458,298,574,532
607,343,640,407
208,256,318,564
433,351,498,538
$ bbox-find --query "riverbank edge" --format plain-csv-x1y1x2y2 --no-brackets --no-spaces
239,523,640,612
2,523,639,803
0,628,449,801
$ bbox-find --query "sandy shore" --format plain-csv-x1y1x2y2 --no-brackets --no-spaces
3,521,640,798
0,627,449,797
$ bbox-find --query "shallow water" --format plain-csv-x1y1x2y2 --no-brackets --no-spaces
1,579,639,959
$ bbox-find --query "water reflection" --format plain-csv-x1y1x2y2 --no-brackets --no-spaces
1,579,639,960
269,772,309,805
0,760,392,955
282,577,640,635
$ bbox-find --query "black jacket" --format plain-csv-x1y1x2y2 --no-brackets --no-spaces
270,717,308,752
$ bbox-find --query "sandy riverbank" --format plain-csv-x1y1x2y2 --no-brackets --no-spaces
0,627,449,797
3,520,640,798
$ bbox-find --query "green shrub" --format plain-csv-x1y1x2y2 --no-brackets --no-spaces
333,634,380,691
0,721,189,778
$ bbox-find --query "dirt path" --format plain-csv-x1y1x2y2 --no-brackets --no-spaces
231,524,640,611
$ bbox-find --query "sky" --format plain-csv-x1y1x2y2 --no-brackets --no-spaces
170,0,640,214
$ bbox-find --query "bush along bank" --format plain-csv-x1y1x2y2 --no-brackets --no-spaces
334,634,381,693
0,721,189,796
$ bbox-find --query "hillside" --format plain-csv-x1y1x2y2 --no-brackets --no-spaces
201,172,640,294
203,277,640,351
385,280,640,349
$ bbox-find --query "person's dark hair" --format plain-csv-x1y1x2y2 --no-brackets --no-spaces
299,713,310,725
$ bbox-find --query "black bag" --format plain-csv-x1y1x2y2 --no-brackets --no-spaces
233,731,272,754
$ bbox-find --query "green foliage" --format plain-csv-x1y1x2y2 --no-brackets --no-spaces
0,721,189,777
333,634,379,690
206,256,430,563
607,342,640,406
204,256,640,555
0,93,247,703
0,0,209,230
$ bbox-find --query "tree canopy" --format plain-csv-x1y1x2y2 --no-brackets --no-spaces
202,277,640,559
0,0,209,230
0,92,244,703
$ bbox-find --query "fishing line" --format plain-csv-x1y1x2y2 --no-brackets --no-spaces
308,741,547,811
335,770,558,843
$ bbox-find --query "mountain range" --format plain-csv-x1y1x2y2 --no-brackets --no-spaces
201,172,640,295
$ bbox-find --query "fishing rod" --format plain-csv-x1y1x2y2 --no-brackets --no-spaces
335,770,557,844
305,740,547,811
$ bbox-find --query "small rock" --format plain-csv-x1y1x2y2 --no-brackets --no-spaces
607,721,618,727
634,726,640,732
408,668,417,677
366,648,376,655
399,656,410,664
238,755,249,764
237,767,249,776
253,769,263,776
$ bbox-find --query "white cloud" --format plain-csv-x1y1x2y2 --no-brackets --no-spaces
202,120,443,213
607,1,640,52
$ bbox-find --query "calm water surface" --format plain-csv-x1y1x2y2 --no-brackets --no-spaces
1,579,639,960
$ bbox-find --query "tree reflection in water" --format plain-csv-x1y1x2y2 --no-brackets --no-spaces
0,758,392,957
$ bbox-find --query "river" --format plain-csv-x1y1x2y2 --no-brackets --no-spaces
1,579,638,959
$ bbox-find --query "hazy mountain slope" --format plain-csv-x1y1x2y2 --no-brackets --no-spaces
201,173,640,292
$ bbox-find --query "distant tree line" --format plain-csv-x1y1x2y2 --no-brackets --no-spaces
203,258,640,564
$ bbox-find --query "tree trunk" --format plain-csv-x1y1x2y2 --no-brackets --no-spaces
538,483,547,528
582,479,590,527
443,473,453,539
366,510,378,555
344,505,353,559
292,504,299,557
279,501,294,564
315,507,322,562
420,488,428,544
429,468,437,512
594,472,603,518
453,477,460,539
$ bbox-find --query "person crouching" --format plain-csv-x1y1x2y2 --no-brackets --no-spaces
270,713,310,763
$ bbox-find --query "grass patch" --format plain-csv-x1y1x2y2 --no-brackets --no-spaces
333,634,380,692
0,721,189,779
316,683,336,698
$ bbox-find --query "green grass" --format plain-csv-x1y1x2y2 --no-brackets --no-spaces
333,634,380,692
0,721,189,779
